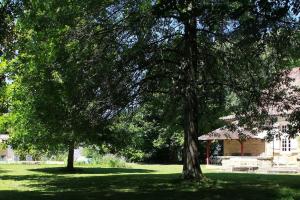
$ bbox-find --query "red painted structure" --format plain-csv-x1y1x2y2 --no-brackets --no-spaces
240,141,244,156
206,140,211,165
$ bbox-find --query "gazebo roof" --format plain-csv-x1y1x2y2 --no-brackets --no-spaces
198,127,267,141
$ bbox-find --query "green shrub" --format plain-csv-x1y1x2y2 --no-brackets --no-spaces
82,146,102,164
99,154,127,168
82,147,127,167
40,151,68,162
119,148,146,162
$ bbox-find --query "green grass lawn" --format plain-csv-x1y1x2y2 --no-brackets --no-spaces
0,164,299,200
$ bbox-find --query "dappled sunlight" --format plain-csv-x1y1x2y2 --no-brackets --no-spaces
206,173,300,190
0,165,300,200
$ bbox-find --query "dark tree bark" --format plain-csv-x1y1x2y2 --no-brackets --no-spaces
183,89,202,179
182,8,203,180
67,141,75,170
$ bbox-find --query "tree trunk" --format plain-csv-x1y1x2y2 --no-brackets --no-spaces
67,142,75,171
182,89,203,180
182,5,203,180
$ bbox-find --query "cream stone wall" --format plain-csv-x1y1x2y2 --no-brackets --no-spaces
224,140,241,156
264,116,300,164
224,139,265,156
266,138,298,154
220,115,300,166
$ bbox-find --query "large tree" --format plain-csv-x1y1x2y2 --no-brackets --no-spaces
4,0,300,179
6,0,131,170
0,0,21,133
88,0,299,180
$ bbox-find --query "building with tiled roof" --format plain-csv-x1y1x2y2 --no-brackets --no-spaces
199,67,300,171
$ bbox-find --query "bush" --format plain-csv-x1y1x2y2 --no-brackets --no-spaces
99,154,127,168
119,148,146,162
39,151,68,162
82,147,127,168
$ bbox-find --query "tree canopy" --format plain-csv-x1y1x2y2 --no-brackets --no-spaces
1,0,299,179
93,0,300,179
5,0,133,169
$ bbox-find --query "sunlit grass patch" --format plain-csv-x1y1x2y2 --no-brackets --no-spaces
0,164,299,200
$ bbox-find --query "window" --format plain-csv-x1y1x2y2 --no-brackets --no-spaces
281,137,291,151
281,125,288,133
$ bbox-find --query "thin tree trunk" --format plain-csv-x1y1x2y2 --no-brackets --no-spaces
67,141,74,171
182,5,203,180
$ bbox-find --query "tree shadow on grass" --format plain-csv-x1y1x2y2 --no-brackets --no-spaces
206,172,300,190
0,169,8,173
28,167,155,174
36,172,300,200
0,172,299,200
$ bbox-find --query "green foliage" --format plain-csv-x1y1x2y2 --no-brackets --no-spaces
82,147,127,168
83,146,105,159
0,0,20,57
107,94,185,163
99,154,127,168
4,1,128,167
0,59,10,133
118,148,146,163
101,0,299,178
0,1,299,177
0,142,7,151
44,152,68,162
107,90,227,163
